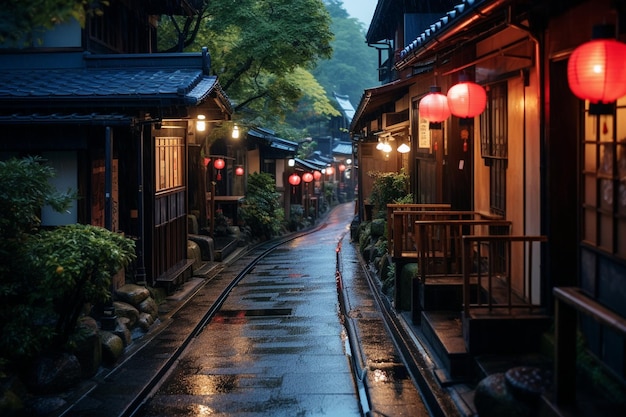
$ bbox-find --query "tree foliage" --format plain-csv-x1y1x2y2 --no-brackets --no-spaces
368,169,413,218
158,0,336,126
315,0,378,108
0,157,135,365
0,0,108,43
239,172,285,239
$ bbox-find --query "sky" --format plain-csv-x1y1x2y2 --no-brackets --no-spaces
341,0,378,28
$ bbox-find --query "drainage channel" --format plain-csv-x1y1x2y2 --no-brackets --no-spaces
335,234,372,417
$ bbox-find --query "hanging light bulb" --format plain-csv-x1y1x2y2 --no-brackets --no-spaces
196,115,206,132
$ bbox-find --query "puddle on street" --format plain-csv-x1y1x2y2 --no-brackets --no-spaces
369,364,410,383
211,308,292,324
162,374,240,395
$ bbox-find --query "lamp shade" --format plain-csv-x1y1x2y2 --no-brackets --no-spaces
214,158,225,170
447,81,487,118
235,166,244,176
567,26,626,104
326,166,335,176
397,142,411,153
419,87,451,122
288,173,301,186
302,172,314,183
313,170,322,180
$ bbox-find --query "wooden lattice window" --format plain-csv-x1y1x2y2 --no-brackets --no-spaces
480,82,508,216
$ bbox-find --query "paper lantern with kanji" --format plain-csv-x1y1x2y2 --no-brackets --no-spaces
419,86,451,122
302,172,314,183
288,173,301,186
447,81,487,118
567,25,626,104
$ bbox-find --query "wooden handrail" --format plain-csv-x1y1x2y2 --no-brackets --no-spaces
554,287,626,335
415,219,513,284
461,235,546,316
386,203,451,248
553,286,626,405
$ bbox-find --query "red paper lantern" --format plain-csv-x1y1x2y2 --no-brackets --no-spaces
214,158,225,170
447,81,487,118
302,172,314,183
338,164,346,172
313,170,322,181
419,86,451,123
325,166,335,176
235,166,244,176
288,173,301,186
567,25,626,104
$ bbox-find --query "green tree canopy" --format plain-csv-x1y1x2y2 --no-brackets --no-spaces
0,0,106,43
158,0,336,129
315,0,378,110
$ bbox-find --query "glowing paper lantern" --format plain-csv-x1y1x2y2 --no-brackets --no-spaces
288,173,301,186
302,172,314,183
567,25,626,108
313,170,322,181
214,158,225,170
447,81,487,118
235,166,244,176
419,86,451,123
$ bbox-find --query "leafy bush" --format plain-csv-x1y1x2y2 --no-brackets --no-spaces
368,169,413,218
0,157,135,365
239,172,285,239
27,225,135,347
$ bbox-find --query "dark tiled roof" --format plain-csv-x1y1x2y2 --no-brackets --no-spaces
397,0,492,69
247,128,298,153
332,142,353,156
0,112,133,125
0,67,224,109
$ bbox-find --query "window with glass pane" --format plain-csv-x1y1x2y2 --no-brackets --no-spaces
156,137,184,192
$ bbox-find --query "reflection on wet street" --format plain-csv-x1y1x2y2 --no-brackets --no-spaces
138,203,362,416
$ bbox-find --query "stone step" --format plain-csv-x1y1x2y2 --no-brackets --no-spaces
214,236,240,261
421,310,472,382
462,309,552,355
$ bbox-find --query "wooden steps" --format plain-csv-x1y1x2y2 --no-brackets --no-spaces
421,310,472,382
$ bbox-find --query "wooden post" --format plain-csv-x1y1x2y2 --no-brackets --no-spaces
554,294,577,405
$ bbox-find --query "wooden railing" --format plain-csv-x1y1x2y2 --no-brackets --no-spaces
461,235,547,316
553,287,626,406
386,204,451,257
414,219,512,282
386,204,504,259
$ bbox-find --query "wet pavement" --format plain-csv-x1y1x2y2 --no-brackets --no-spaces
138,204,362,416
62,202,433,416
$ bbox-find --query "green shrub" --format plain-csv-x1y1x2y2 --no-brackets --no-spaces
240,172,285,239
368,169,413,218
0,157,135,365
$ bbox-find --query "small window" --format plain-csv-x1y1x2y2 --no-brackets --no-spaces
480,83,508,216
155,136,184,193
